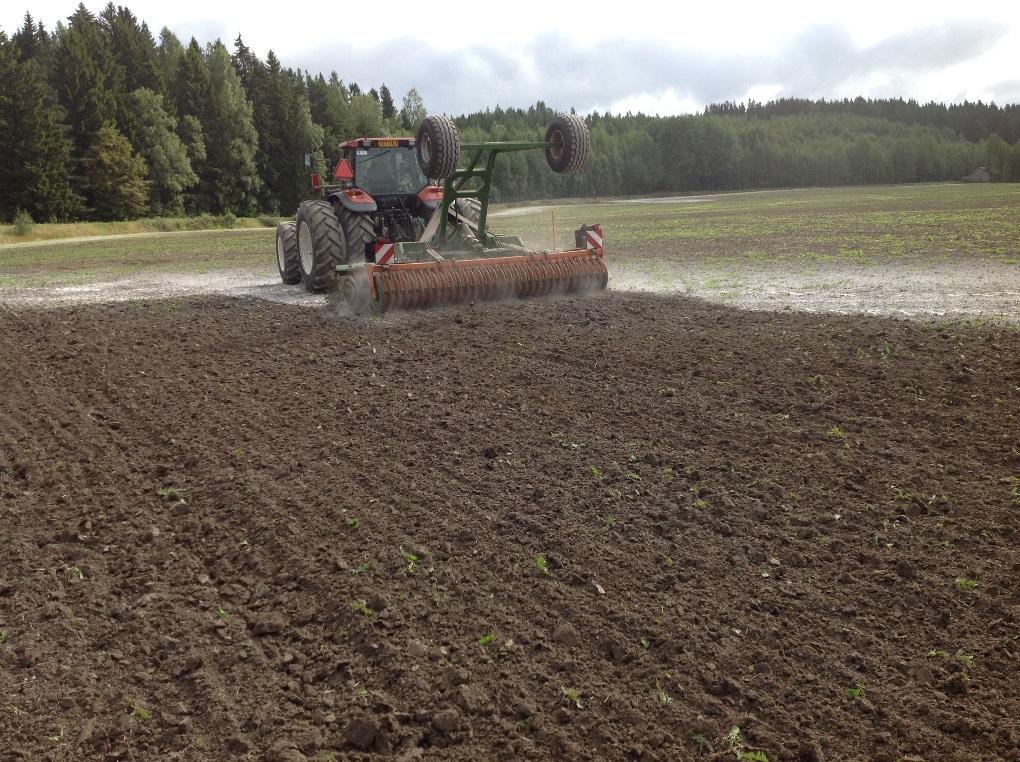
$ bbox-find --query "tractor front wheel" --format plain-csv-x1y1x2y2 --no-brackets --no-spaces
276,220,301,284
296,200,345,293
545,114,590,174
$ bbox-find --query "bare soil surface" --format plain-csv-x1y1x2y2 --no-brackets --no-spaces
2,292,1019,761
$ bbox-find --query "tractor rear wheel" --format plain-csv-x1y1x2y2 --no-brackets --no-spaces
296,200,344,293
416,116,460,180
275,220,301,284
545,114,590,174
452,197,481,227
338,208,376,263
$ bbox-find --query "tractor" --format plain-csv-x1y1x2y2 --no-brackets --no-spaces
274,114,607,311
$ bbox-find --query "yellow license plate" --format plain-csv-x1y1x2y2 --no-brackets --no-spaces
377,139,398,147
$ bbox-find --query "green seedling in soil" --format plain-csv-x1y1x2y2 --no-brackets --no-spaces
826,426,847,440
351,562,370,575
726,726,769,762
478,633,497,647
661,466,675,480
627,472,642,482
129,701,152,721
658,387,676,397
156,486,186,502
68,566,84,580
399,547,419,574
693,498,707,510
0,631,8,645
48,726,65,742
927,649,948,659
560,686,583,709
231,447,244,458
955,577,978,591
345,516,361,528
603,514,616,527
844,685,865,699
216,607,229,622
535,555,552,576
1009,477,1020,507
640,636,652,649
352,600,376,617
955,651,974,666
657,686,673,706
589,465,604,478
691,733,709,753
628,454,639,463
238,536,249,548
551,432,583,449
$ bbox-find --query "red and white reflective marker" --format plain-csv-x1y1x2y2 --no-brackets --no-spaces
375,242,395,264
585,225,604,249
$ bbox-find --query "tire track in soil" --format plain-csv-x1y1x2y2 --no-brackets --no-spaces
1,293,1018,761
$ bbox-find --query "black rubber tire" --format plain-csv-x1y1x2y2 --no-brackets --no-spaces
275,221,301,284
452,197,481,227
416,116,460,180
296,200,344,293
338,208,376,263
545,114,590,174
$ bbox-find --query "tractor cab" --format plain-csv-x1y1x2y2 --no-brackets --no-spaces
340,139,429,196
322,137,444,244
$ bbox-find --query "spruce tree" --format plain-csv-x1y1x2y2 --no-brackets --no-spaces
202,41,259,213
101,5,163,97
156,28,183,96
172,39,210,123
52,4,119,157
0,33,82,221
379,84,395,120
83,124,150,219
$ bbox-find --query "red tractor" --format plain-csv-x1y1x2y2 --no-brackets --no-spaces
275,115,607,311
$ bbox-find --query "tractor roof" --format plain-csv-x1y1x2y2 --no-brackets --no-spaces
339,137,415,150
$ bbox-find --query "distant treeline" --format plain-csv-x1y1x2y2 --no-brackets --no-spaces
459,105,1020,202
1,3,1018,222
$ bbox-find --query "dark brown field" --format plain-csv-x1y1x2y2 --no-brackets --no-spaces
1,292,1018,761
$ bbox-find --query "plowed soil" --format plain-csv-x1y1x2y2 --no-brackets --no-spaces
2,293,1019,762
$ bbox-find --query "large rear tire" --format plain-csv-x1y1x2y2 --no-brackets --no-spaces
545,114,590,174
338,208,376,264
452,197,481,227
276,221,301,284
416,116,460,180
296,200,344,293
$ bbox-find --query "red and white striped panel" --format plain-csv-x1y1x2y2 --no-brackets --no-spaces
585,225,604,250
375,242,395,265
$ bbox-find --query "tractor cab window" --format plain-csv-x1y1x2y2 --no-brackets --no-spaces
355,147,428,196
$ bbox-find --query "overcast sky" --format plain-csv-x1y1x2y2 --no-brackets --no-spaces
5,0,1019,115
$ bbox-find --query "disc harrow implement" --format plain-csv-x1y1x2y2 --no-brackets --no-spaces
370,247,608,312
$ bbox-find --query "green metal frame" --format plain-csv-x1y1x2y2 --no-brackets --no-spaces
438,141,550,247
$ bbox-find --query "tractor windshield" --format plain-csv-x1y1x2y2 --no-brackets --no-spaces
355,147,428,196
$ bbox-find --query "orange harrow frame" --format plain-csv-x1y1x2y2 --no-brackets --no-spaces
368,245,607,312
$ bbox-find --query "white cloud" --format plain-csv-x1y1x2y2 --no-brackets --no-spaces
4,0,1018,113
